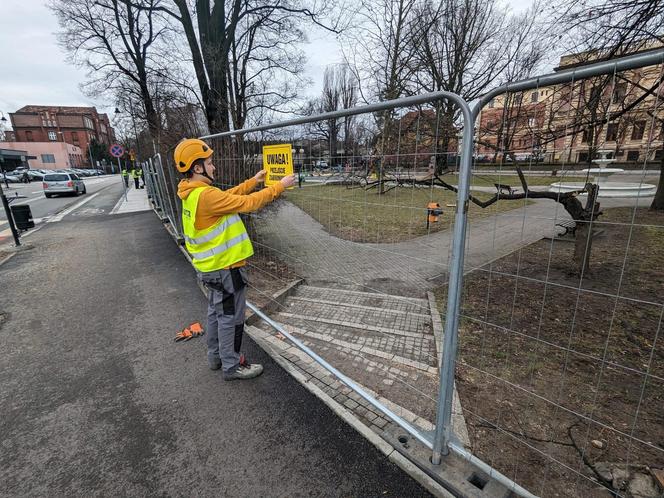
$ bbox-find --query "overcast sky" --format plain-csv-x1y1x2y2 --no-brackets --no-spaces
0,0,534,128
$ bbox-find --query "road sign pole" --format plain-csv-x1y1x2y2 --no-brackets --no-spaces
118,158,127,201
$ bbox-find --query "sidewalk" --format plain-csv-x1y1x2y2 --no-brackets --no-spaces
110,183,151,214
0,209,428,497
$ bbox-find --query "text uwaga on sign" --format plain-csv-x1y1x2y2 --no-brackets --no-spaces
263,144,293,187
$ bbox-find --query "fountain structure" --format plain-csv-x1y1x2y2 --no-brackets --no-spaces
549,150,656,198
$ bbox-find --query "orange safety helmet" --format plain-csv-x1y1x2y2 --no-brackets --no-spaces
173,138,214,173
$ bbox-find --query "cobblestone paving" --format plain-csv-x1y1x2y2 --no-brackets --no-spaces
254,285,442,424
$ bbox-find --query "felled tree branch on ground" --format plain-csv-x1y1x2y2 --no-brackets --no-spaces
346,166,602,273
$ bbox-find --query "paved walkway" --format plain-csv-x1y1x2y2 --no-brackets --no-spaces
110,184,151,214
256,192,653,294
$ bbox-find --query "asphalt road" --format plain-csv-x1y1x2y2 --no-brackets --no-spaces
0,205,429,496
0,175,126,243
0,175,124,230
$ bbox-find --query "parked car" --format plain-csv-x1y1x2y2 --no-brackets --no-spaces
43,173,87,198
1,172,21,183
26,170,44,181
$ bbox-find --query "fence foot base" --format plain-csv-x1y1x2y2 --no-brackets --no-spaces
382,426,530,498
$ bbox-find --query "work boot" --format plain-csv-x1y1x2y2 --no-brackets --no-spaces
223,362,264,381
208,357,221,370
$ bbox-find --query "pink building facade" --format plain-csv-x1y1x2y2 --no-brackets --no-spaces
0,141,85,169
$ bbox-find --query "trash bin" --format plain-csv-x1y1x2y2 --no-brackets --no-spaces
10,204,35,230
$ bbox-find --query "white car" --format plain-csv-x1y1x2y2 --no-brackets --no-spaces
43,173,87,198
1,172,21,183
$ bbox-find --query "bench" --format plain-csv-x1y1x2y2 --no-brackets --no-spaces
494,183,515,195
556,220,576,237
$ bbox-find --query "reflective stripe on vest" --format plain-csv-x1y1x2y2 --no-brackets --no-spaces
188,232,249,260
181,186,254,272
184,214,241,245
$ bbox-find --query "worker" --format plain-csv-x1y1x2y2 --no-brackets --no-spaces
132,168,140,189
121,168,129,187
174,138,295,381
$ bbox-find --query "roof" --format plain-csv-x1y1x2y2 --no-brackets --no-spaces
15,105,100,115
399,109,437,129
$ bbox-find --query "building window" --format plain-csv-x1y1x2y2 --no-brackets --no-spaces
48,131,57,141
531,91,538,103
72,131,79,143
84,116,94,129
528,117,536,127
631,120,646,140
581,129,590,143
627,150,640,161
613,82,627,103
578,152,589,162
606,123,618,142
655,150,663,160
26,131,34,142
41,154,56,163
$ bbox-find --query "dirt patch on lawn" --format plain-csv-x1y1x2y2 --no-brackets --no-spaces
244,251,299,309
436,207,664,497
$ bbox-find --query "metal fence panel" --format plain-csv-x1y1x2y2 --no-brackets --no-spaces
142,48,664,498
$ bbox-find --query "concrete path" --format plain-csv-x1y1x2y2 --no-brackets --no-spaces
256,187,654,293
110,183,151,214
0,207,429,496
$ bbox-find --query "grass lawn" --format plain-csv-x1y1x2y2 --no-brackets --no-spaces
287,184,532,243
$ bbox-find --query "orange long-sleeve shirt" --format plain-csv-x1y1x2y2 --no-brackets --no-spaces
177,177,285,230
177,177,285,268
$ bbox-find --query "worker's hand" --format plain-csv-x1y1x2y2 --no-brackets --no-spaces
280,175,296,189
253,169,267,184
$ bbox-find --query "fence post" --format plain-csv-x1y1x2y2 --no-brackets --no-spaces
431,101,476,465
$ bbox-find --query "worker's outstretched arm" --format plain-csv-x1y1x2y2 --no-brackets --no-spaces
199,183,285,217
225,177,257,195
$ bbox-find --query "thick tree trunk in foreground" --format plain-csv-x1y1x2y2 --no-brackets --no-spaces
651,154,664,211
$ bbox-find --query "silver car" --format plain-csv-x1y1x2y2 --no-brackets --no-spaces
43,173,87,198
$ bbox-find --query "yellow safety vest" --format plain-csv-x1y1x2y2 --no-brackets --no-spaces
181,186,254,272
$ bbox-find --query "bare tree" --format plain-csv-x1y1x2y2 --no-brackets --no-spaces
227,6,308,132
162,0,341,135
554,0,664,210
51,0,168,142
410,0,547,173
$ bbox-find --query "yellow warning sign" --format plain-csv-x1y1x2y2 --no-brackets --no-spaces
263,143,293,187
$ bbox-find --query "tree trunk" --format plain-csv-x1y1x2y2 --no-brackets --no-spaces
574,222,593,274
650,145,664,211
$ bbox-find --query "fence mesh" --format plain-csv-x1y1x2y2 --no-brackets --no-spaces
145,58,664,497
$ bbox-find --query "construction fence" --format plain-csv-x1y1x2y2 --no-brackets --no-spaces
143,49,664,498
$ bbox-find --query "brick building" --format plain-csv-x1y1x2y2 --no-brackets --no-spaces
477,43,664,164
9,106,115,167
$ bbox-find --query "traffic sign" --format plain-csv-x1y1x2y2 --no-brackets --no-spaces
109,144,125,158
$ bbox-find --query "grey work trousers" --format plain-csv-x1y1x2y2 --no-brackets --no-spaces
201,267,247,373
